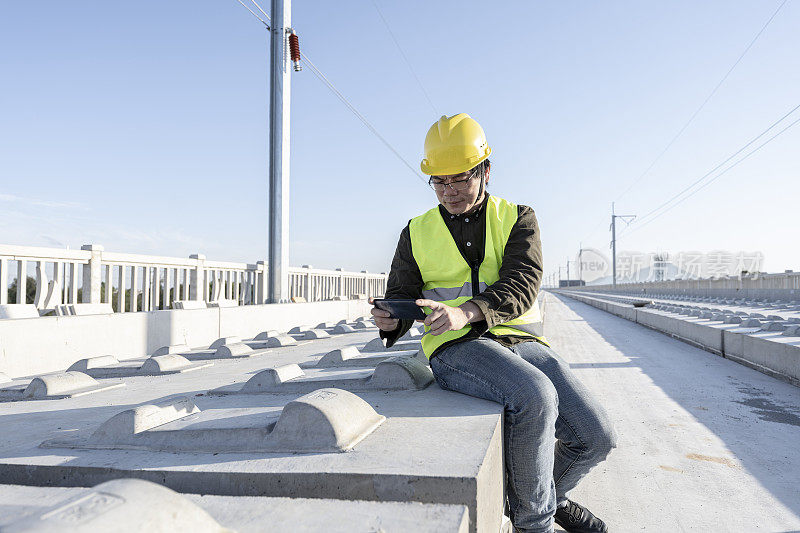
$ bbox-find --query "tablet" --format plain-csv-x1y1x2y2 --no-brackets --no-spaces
372,299,426,320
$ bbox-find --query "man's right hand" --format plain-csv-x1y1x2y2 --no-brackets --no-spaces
369,297,399,332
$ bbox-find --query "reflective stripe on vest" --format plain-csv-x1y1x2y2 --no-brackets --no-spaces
409,195,546,359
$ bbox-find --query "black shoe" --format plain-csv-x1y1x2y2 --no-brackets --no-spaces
554,499,608,533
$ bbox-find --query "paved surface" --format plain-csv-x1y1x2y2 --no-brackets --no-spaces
545,293,800,532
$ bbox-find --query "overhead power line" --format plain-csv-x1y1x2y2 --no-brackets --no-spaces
300,51,428,185
370,0,439,115
614,0,789,203
236,0,269,27
246,0,270,21
232,0,427,186
618,103,800,239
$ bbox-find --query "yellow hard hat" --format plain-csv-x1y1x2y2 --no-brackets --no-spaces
420,113,492,176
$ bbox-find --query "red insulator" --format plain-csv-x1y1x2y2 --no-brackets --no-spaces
289,33,301,63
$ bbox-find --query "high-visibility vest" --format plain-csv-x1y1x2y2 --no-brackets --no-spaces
409,195,546,359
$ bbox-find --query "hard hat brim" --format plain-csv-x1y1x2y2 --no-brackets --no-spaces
420,148,492,176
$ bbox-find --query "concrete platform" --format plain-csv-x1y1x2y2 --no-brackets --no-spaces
0,328,503,532
0,482,470,533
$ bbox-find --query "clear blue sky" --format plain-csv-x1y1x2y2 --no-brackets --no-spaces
1,1,798,279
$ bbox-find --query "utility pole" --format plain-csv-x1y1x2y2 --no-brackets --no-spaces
610,202,636,289
578,241,583,285
268,0,292,303
558,266,562,287
566,259,570,287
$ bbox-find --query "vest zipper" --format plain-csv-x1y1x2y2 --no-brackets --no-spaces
471,263,480,297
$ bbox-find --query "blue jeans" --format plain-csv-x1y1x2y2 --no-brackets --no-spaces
430,338,617,533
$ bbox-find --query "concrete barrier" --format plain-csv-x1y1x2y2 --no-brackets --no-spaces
556,290,800,386
0,300,372,378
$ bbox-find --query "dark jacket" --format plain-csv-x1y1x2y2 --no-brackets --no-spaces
380,194,544,358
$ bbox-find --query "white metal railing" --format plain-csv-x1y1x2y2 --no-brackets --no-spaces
0,244,388,313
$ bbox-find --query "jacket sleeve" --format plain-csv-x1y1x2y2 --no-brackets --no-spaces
379,223,423,347
470,205,543,330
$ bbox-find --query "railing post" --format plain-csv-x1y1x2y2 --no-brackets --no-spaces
302,265,312,302
0,257,7,305
360,270,368,299
189,254,205,302
256,261,266,304
143,267,151,311
16,259,27,304
336,268,345,299
117,265,126,313
80,244,104,303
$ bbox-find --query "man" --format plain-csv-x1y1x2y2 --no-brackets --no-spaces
371,113,617,533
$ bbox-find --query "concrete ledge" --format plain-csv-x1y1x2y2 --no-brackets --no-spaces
92,397,201,443
362,338,422,353
256,335,297,348
213,343,255,358
0,478,229,532
139,355,212,375
67,356,121,372
0,371,125,401
153,344,191,356
313,347,424,368
301,329,330,340
209,336,242,349
215,357,434,395
332,324,356,334
45,389,387,454
0,483,470,533
66,355,211,378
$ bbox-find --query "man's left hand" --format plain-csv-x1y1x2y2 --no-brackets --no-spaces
415,299,482,336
